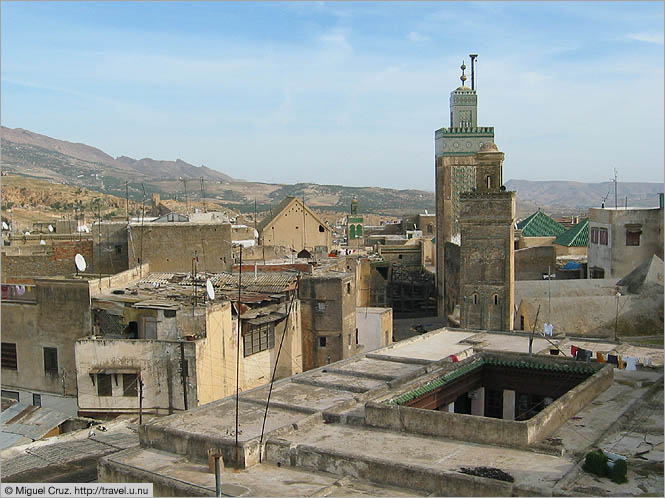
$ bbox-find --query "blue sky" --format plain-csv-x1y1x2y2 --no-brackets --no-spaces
2,1,663,190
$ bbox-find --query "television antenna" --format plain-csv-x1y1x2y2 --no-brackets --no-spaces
206,279,215,301
75,253,87,275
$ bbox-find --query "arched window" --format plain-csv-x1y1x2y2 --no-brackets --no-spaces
356,224,363,236
349,224,355,239
472,294,478,305
486,175,492,189
427,224,433,234
492,294,500,305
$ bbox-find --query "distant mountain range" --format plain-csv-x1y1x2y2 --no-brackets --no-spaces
1,126,662,215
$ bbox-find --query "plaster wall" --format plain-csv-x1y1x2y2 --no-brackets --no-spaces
588,207,663,278
2,239,93,277
260,200,331,252
355,308,393,353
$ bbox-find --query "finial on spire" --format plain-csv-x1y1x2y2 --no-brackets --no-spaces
460,60,467,86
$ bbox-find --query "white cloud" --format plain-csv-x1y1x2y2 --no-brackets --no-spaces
406,31,429,43
625,32,664,44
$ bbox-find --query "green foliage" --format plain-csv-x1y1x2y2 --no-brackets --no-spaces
51,201,62,210
583,449,608,477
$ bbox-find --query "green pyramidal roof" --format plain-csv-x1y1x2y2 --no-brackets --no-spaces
517,210,566,238
554,219,589,247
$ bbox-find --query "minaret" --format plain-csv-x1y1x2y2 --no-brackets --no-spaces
434,55,497,318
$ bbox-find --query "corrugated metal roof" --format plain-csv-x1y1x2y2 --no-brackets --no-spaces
209,272,298,294
517,210,566,238
553,219,589,247
2,402,70,441
0,432,30,450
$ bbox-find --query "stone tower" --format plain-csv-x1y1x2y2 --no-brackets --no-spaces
435,60,496,316
459,183,515,331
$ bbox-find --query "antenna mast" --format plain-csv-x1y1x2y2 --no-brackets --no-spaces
613,168,618,209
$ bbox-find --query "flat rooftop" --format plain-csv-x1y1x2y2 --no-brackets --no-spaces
102,328,664,496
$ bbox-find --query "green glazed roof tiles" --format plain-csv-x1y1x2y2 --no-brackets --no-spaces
553,219,589,247
516,210,566,238
389,356,597,405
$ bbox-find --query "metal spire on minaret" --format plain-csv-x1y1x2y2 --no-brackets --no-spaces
460,61,467,87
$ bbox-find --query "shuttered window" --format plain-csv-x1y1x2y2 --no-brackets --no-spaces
1,343,17,370
243,322,275,357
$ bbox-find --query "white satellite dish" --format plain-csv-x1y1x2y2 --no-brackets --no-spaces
48,224,54,232
2,221,8,230
206,279,215,301
40,240,46,245
75,253,87,272
24,231,30,235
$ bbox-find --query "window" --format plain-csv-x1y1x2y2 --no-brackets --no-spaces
319,225,325,233
43,347,58,375
346,282,351,295
32,393,41,407
1,390,19,401
355,328,359,344
590,227,598,244
472,294,478,305
486,175,492,189
348,334,352,349
242,322,275,357
123,374,138,397
97,374,112,396
2,342,17,370
316,301,326,312
356,224,362,236
492,294,500,305
427,224,433,234
319,336,327,348
164,309,176,318
599,228,608,246
115,244,122,255
626,230,641,246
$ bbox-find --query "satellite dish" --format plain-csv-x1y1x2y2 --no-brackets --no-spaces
75,253,87,272
2,221,8,230
206,279,215,301
24,231,30,235
40,240,46,245
48,224,54,232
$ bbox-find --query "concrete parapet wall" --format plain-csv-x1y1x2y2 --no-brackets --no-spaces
365,401,530,447
264,440,515,496
527,364,613,445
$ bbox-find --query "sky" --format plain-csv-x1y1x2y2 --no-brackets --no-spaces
2,1,663,190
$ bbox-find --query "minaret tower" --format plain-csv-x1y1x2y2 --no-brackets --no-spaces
434,55,497,317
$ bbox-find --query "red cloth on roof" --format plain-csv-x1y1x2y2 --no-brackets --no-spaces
450,355,459,362
571,345,578,356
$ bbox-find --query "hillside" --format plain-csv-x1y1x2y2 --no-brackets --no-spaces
2,126,662,218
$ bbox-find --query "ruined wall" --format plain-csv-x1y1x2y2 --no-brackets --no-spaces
515,246,556,281
2,239,93,277
378,244,422,267
132,222,233,272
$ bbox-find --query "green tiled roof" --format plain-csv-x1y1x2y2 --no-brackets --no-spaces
553,219,589,247
388,356,596,406
516,210,566,238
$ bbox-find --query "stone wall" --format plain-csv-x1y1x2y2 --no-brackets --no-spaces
2,239,93,277
132,222,233,273
515,246,556,281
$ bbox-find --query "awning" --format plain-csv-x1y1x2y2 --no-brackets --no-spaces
89,367,140,375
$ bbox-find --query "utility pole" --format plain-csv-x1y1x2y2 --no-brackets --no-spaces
614,290,621,342
200,177,207,213
125,181,129,223
613,168,618,209
235,244,242,469
139,374,144,425
180,341,188,411
181,178,189,215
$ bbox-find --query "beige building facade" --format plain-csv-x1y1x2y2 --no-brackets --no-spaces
258,197,332,253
